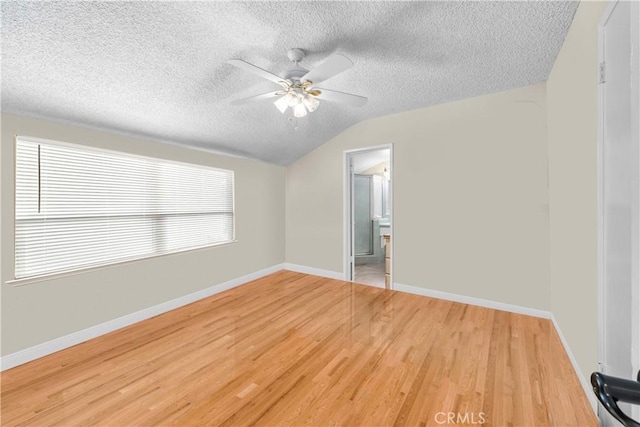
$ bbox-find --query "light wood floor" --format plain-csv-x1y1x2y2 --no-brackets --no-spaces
1,271,596,426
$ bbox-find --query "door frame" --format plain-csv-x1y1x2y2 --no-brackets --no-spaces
597,0,640,399
343,144,394,287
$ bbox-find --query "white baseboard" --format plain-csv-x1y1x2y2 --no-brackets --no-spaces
0,263,285,371
393,282,552,319
551,316,598,413
283,263,344,281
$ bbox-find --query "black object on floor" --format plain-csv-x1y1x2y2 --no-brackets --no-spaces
591,370,640,427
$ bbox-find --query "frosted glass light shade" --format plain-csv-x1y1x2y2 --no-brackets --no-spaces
272,89,319,117
274,95,289,113
287,92,299,107
293,102,308,118
303,95,319,112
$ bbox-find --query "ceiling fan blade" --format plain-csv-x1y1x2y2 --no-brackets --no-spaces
313,88,367,107
227,59,286,85
231,91,283,105
301,54,353,86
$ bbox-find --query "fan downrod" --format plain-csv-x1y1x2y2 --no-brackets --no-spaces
284,48,308,82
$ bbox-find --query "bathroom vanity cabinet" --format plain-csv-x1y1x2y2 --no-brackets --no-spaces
383,235,391,288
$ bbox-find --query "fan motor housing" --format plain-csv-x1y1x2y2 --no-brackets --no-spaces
287,48,305,63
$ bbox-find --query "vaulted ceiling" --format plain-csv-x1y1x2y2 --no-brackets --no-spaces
1,1,578,165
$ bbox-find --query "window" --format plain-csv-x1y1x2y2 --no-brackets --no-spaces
14,136,234,280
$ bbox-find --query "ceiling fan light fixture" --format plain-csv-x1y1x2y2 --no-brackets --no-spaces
229,49,367,119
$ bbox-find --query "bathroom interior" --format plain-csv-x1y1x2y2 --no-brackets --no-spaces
352,148,391,288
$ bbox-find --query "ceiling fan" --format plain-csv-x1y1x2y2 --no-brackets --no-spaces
228,48,367,118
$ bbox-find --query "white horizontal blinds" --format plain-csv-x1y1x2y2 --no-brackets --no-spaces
15,137,234,279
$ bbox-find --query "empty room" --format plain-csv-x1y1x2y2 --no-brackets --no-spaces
1,1,639,426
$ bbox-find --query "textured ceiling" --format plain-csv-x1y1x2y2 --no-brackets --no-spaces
1,1,578,166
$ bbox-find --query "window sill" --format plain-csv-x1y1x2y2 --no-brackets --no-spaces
5,240,238,287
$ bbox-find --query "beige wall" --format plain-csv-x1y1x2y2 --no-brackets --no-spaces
287,84,551,310
1,113,286,356
547,1,608,381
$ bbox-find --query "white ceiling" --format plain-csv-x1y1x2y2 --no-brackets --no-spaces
1,1,578,166
353,149,390,174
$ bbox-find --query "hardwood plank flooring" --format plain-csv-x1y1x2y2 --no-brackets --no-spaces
1,271,596,426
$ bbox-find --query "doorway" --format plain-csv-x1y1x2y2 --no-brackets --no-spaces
344,146,392,289
598,0,640,423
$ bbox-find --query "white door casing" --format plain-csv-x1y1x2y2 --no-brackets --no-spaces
598,0,640,423
343,145,393,287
